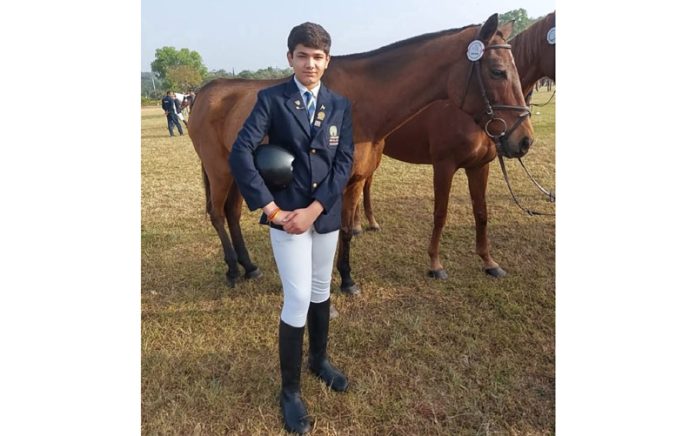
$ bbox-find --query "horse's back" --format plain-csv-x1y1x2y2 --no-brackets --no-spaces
188,78,285,157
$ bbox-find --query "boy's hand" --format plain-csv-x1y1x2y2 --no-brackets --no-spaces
282,201,324,234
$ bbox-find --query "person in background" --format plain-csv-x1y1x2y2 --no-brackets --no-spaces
161,90,184,136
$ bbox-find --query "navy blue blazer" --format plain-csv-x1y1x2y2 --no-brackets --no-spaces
229,77,354,233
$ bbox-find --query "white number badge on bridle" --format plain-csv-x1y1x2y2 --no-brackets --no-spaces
467,40,485,61
547,27,555,45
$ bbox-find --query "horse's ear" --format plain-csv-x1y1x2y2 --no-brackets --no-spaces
479,13,499,43
500,20,515,40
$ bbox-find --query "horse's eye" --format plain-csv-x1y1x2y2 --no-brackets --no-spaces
491,69,507,79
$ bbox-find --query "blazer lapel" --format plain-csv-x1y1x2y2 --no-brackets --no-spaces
283,79,311,138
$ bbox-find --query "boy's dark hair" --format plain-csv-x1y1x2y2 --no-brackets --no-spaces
287,22,331,55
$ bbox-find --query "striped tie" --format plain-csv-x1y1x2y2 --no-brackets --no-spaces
304,91,315,122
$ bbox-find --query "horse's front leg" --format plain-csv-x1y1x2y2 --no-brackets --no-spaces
336,179,363,295
465,164,506,277
427,162,457,280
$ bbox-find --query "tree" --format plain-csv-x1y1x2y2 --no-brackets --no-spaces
151,47,208,89
236,69,255,80
499,8,537,39
141,72,163,98
235,67,292,80
205,69,236,80
166,65,203,91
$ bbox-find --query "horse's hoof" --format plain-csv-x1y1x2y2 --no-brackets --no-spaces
366,225,381,232
329,304,339,320
244,267,262,280
427,269,448,280
352,227,363,236
225,275,237,288
341,284,361,295
484,267,507,278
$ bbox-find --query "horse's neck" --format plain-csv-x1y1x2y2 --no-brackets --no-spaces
326,32,467,141
512,16,554,96
512,34,544,95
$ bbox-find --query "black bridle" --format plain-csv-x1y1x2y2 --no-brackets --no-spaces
462,42,531,155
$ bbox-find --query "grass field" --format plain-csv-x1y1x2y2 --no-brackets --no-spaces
142,89,555,435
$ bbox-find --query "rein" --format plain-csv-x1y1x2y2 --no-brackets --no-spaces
530,89,556,108
497,155,555,216
518,158,555,201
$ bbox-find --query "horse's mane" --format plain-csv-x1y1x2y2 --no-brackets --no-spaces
510,11,555,70
334,25,477,60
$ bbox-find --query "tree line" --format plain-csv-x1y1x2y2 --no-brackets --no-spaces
141,8,544,99
141,49,293,99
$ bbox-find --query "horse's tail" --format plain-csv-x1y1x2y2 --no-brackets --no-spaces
202,164,212,215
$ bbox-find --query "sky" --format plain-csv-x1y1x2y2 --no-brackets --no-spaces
141,0,555,73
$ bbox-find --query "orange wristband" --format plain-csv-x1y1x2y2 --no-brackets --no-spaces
268,207,280,222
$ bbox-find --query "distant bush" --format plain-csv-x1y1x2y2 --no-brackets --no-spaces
141,96,160,106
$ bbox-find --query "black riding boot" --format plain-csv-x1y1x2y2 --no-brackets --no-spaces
279,320,311,434
307,298,349,392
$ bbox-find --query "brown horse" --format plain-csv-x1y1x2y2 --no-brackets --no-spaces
186,14,533,293
356,11,555,279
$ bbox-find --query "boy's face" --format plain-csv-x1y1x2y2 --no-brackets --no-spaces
287,44,330,89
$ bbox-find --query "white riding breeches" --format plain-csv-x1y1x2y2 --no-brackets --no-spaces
270,226,339,328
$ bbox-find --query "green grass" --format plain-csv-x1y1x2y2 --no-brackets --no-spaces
142,89,555,435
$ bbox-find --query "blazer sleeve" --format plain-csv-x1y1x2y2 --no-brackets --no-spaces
313,99,354,214
229,90,275,211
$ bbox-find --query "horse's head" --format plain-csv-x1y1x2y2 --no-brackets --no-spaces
181,95,192,110
449,14,534,159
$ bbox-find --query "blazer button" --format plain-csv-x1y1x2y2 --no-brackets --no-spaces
312,182,318,189
310,148,316,154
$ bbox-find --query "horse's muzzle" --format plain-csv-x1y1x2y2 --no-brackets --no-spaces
498,136,533,158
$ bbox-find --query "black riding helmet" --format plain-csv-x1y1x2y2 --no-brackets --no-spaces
253,144,295,191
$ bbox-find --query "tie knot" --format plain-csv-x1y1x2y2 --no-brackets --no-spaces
304,91,313,105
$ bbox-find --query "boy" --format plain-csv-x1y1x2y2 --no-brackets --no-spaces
229,22,354,434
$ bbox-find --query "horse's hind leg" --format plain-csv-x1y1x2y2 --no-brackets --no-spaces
465,164,506,277
427,162,457,280
225,183,261,280
362,173,381,232
353,174,381,235
352,201,363,236
337,178,364,295
205,167,241,287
